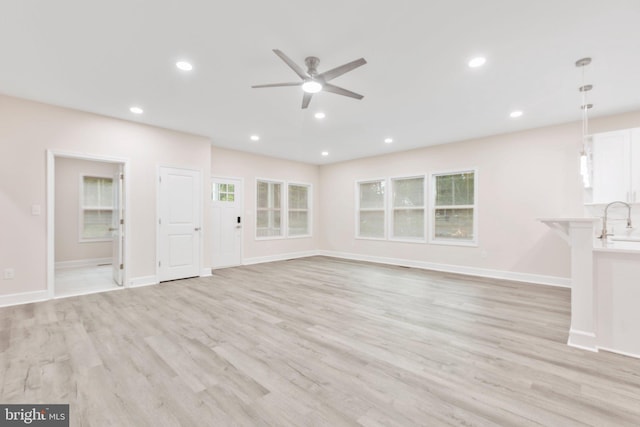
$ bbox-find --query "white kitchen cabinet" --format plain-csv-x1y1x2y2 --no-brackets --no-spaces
591,128,640,204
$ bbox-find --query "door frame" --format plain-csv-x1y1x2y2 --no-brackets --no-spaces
156,165,204,282
211,175,244,268
46,150,131,299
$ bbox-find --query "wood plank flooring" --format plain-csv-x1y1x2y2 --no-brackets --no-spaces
2,256,640,426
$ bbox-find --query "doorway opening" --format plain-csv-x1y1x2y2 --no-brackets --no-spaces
47,151,129,298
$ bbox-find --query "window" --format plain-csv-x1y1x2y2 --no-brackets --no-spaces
431,170,476,245
357,179,386,239
81,176,113,241
391,176,425,240
256,180,283,238
213,182,235,202
288,183,311,237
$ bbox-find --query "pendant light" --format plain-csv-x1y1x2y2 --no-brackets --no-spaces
576,57,593,188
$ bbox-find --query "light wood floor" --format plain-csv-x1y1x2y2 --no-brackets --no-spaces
2,256,640,426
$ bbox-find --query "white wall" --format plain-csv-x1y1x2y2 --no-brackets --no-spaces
211,146,320,263
0,94,212,296
318,111,640,283
55,157,117,263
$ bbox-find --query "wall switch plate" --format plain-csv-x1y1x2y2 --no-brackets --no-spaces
3,268,15,280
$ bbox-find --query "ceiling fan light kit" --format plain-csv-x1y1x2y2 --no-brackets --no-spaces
252,49,366,109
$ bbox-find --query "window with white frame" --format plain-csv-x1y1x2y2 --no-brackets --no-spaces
357,179,386,238
431,170,476,244
391,176,425,240
256,180,283,238
288,183,311,237
212,182,235,202
81,176,113,241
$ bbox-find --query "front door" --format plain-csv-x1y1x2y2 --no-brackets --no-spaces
158,167,202,281
212,177,243,268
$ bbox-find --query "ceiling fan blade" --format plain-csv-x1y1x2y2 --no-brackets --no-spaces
251,82,302,88
273,49,308,80
302,92,313,109
317,58,367,82
323,83,364,100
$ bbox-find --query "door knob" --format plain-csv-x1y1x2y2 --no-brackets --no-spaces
194,227,201,231
108,227,117,232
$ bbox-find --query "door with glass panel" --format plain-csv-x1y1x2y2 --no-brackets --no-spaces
212,177,243,268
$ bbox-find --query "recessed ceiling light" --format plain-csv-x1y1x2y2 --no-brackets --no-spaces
302,80,323,93
250,135,260,141
321,151,329,156
314,112,326,119
129,106,143,114
384,138,393,144
468,57,486,68
510,110,523,118
176,61,193,71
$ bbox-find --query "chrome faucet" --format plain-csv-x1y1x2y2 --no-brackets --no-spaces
598,201,633,239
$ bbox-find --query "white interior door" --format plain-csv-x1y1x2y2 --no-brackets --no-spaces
159,167,202,281
111,165,124,286
212,177,243,268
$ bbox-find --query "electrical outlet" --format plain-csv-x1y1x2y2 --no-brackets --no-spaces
4,268,15,280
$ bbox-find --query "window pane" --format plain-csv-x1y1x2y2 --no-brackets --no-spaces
288,185,308,209
100,179,113,208
359,181,385,209
435,175,453,206
453,173,474,205
257,181,269,208
288,211,308,236
272,183,281,207
83,209,112,239
434,208,474,240
359,210,385,238
83,177,100,206
256,210,269,229
228,194,234,202
219,193,227,202
227,184,234,193
393,209,424,238
393,177,424,207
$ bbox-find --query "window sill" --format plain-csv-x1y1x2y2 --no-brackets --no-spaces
79,238,112,243
429,239,478,247
389,237,427,244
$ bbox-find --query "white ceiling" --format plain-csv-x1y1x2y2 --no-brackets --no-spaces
2,0,640,164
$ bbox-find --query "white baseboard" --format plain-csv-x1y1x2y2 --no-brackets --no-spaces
200,268,212,277
318,250,571,288
128,275,158,288
243,250,320,266
597,346,640,360
567,328,598,352
55,257,112,270
0,290,49,308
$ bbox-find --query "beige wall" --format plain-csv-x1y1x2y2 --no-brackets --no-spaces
211,147,320,262
0,94,212,296
318,111,640,280
54,157,117,263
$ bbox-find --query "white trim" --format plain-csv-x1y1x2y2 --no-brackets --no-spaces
567,328,598,352
128,275,158,288
242,250,320,266
597,346,640,360
318,250,571,288
0,290,49,308
55,257,112,270
200,268,212,277
47,150,131,299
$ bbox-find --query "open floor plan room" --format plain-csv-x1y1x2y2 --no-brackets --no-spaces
2,257,639,426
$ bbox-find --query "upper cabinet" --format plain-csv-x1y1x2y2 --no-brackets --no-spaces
591,128,640,204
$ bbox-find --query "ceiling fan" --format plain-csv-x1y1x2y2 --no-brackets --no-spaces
252,49,367,109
